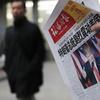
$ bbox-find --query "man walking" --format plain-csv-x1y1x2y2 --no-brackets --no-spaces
3,0,46,100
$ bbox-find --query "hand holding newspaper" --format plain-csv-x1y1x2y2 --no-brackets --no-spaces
43,0,100,100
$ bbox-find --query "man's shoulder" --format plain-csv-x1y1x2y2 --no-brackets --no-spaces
5,26,15,37
25,20,41,34
26,20,38,27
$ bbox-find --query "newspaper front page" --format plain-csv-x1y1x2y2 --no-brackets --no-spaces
43,0,100,100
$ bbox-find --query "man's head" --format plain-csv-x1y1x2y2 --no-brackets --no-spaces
11,0,26,20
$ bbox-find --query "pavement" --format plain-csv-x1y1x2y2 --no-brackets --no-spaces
0,61,72,100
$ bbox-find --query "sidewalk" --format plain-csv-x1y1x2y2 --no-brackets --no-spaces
0,61,72,100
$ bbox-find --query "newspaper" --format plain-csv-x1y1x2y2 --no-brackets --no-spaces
43,0,100,100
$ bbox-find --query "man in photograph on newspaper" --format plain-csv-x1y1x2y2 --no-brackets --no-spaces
91,23,100,75
91,22,100,48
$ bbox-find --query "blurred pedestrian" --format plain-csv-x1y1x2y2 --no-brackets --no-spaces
3,0,46,100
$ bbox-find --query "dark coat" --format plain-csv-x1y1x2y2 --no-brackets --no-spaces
4,17,46,98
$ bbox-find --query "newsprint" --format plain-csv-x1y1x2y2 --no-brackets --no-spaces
43,0,100,100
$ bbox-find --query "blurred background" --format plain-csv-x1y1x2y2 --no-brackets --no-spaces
0,0,100,100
